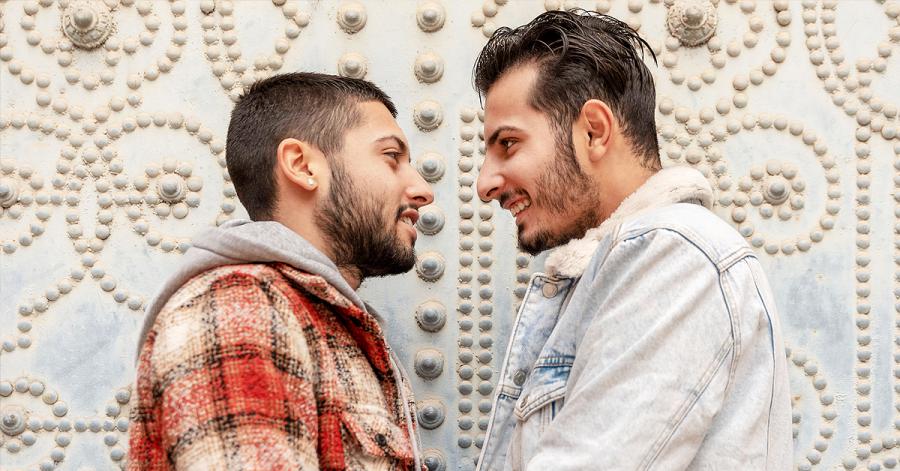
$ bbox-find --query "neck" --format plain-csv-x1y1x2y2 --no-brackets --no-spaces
274,212,363,290
338,265,362,290
597,156,657,222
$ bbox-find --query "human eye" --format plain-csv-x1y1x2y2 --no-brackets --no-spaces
499,138,517,152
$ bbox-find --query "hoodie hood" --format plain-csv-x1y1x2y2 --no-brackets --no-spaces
136,219,365,356
544,165,714,278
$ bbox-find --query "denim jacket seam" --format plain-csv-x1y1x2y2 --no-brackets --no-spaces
515,382,568,420
477,275,543,471
618,221,745,271
533,355,575,368
638,335,734,470
749,263,780,466
719,267,742,391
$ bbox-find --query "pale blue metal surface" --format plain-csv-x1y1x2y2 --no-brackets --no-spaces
1,1,899,469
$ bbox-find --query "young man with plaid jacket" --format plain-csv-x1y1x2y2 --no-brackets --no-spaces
129,73,434,470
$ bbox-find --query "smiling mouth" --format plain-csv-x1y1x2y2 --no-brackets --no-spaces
399,216,414,226
509,198,532,217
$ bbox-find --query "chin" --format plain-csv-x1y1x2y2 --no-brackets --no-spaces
518,225,569,255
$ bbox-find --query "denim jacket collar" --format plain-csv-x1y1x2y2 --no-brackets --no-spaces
544,165,714,278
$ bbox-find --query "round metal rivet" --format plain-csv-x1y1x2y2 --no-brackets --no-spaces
416,301,446,332
415,348,444,379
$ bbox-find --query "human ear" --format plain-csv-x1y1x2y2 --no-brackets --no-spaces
579,99,615,163
276,138,322,191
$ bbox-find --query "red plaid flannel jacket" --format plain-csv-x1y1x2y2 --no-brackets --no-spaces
129,263,418,470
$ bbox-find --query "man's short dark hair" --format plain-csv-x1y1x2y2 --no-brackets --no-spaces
473,9,660,169
226,72,397,220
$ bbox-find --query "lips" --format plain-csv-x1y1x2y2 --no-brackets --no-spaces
398,208,419,226
396,207,419,241
509,198,531,217
501,193,532,219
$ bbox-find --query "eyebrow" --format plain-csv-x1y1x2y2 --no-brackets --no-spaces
486,125,523,147
374,135,408,154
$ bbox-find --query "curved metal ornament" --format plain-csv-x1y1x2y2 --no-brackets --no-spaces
61,0,116,50
666,0,717,47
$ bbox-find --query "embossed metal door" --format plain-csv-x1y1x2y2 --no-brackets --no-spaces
1,1,898,469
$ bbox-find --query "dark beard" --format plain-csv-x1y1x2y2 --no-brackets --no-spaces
518,143,602,255
315,159,416,280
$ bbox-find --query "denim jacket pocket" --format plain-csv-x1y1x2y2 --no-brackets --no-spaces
513,358,573,421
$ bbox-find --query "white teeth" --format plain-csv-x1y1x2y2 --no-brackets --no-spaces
510,199,531,217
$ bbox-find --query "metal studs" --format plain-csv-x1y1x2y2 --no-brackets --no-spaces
416,301,446,332
338,52,367,79
337,2,367,34
417,205,445,235
0,178,19,208
415,52,444,83
416,152,445,182
416,251,445,281
415,348,444,379
417,2,446,32
417,400,445,429
414,101,443,131
156,174,186,203
423,449,447,471
667,0,717,47
0,407,26,436
764,178,790,205
62,1,115,49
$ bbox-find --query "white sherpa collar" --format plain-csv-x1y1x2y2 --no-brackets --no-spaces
543,165,713,278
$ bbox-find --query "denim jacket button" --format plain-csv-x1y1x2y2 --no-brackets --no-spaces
541,282,558,298
513,369,527,386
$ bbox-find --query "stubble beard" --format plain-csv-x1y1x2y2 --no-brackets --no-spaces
518,143,603,255
315,159,416,281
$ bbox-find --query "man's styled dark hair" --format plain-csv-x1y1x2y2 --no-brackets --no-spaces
226,72,398,220
473,9,660,169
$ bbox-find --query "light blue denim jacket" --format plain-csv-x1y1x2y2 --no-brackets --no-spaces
477,167,792,471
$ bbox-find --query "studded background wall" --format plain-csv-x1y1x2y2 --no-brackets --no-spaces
0,0,898,469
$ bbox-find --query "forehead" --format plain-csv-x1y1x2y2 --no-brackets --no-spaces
483,64,544,132
351,101,407,143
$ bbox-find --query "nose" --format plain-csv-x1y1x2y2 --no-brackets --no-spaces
405,166,434,208
476,154,502,203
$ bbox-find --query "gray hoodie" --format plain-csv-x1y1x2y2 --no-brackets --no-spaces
136,218,422,469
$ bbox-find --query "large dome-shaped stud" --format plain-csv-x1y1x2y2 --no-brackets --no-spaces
666,0,717,47
337,2,367,34
73,7,96,30
764,177,791,206
338,52,367,79
416,205,445,235
414,101,443,132
157,174,187,204
416,152,445,182
0,178,19,208
416,2,446,32
414,52,445,84
422,449,447,471
415,300,446,332
417,400,446,429
62,1,115,49
414,348,444,379
0,407,26,436
416,251,445,281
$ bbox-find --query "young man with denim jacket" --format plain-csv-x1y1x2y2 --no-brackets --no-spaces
473,10,791,470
